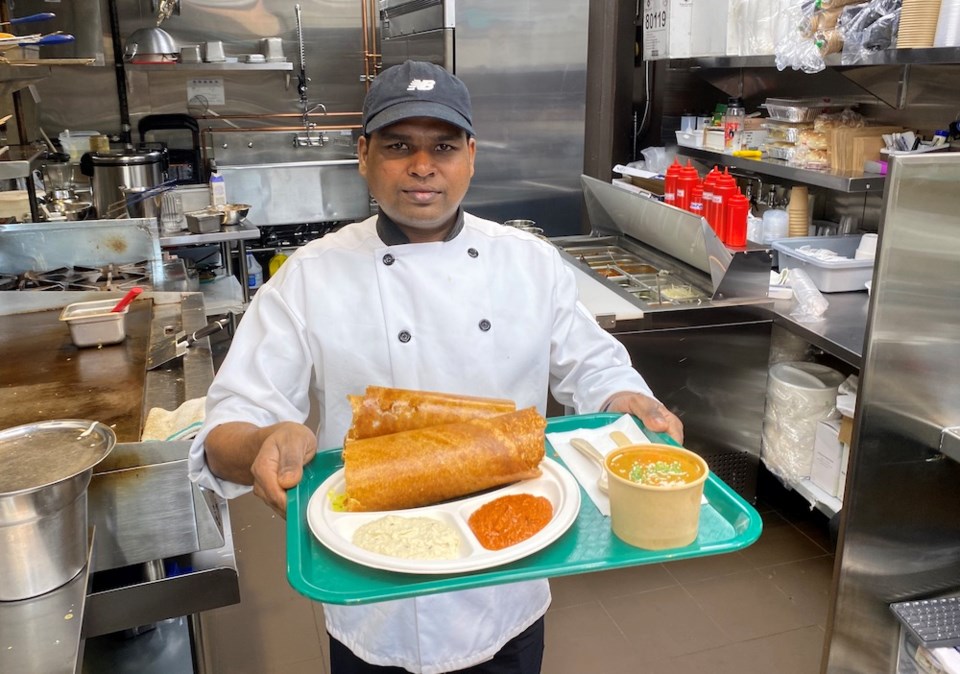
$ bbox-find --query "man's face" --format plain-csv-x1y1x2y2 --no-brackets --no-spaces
358,117,476,243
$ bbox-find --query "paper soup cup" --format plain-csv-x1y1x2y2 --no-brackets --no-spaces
604,444,709,550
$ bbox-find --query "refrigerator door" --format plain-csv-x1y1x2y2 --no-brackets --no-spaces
824,153,960,672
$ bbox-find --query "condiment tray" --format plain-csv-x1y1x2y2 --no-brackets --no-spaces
287,413,763,606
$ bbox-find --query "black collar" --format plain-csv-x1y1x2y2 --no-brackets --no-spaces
376,208,465,246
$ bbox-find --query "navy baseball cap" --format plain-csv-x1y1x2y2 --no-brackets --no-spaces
362,60,474,136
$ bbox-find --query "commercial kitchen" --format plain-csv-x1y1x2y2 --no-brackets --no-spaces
1,0,958,672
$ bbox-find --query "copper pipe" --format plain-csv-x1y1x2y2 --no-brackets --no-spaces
360,0,369,87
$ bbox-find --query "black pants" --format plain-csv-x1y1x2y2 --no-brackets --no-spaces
328,617,545,674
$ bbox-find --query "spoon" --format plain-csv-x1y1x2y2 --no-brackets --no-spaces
570,438,609,494
609,430,633,448
111,286,143,313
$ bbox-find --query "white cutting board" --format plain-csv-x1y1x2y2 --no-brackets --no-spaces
568,264,644,322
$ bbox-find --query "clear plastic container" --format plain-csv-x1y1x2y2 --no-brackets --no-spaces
762,143,800,162
762,98,836,123
762,121,813,143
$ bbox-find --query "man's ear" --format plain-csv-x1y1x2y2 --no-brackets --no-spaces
357,135,368,177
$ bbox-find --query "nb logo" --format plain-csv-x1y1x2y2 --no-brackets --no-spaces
407,79,436,91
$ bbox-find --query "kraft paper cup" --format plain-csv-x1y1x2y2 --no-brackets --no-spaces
604,444,709,550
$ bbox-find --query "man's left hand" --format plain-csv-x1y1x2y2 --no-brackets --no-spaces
605,392,684,445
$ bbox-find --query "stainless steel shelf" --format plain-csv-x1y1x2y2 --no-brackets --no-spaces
665,47,960,69
128,61,292,72
0,64,52,96
0,144,46,180
676,146,885,193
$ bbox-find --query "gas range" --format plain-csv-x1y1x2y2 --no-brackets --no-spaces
1,261,153,292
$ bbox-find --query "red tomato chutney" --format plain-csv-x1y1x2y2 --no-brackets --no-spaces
468,493,553,550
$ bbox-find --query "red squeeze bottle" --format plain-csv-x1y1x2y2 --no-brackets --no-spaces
702,167,720,230
663,158,682,207
676,162,700,211
689,182,705,219
725,191,750,246
713,169,737,243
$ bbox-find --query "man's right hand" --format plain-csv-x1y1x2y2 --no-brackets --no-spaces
250,422,318,517
205,421,318,517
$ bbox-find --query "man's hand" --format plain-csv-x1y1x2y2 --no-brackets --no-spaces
250,422,318,517
605,392,684,445
206,420,318,518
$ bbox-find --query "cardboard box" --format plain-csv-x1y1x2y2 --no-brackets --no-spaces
642,0,694,60
838,440,850,502
839,414,854,446
811,418,843,497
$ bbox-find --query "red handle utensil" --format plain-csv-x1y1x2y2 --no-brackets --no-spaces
111,287,143,313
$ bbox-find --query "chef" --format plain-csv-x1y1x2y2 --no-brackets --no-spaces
189,60,683,674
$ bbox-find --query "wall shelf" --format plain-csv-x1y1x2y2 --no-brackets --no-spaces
664,46,960,70
675,146,885,193
127,62,293,72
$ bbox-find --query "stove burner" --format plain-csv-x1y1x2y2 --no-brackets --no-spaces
6,262,153,292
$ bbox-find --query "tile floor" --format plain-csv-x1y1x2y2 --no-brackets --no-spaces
199,475,836,674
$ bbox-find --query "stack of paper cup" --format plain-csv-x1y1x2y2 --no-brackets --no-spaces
898,0,943,48
787,186,810,237
935,0,960,47
855,233,878,260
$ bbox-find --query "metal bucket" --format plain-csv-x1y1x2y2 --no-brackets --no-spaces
0,420,116,601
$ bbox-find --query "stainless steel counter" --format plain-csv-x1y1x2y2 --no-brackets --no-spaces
0,291,239,674
770,291,870,368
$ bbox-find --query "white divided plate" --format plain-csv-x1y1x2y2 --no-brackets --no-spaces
306,458,581,574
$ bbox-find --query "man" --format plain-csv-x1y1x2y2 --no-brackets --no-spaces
189,60,682,674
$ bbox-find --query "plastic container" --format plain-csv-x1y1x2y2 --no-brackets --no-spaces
58,130,100,162
762,143,801,162
724,97,745,152
724,192,750,246
58,299,128,347
676,162,700,212
246,252,263,290
772,235,876,292
762,209,789,243
762,121,813,143
663,158,682,207
675,129,704,148
762,98,833,123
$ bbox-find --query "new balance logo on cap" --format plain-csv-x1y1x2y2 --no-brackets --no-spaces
407,79,435,92
362,60,474,136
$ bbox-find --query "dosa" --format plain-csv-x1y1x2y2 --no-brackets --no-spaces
343,407,546,512
346,386,516,441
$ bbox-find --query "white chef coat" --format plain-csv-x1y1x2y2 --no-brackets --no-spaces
189,212,654,673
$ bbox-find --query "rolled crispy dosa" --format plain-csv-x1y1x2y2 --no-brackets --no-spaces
346,386,516,441
343,407,546,512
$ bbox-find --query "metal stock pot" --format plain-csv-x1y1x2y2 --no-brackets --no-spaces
0,420,116,601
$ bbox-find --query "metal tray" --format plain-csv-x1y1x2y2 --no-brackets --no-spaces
286,413,763,605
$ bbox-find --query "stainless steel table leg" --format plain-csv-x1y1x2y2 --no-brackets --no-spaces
236,241,249,304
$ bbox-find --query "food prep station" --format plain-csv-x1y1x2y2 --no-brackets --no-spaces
0,220,241,674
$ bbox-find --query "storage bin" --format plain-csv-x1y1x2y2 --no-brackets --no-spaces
675,129,704,148
59,299,128,347
773,235,875,293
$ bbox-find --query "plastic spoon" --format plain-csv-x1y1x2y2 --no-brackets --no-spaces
111,287,143,313
570,438,608,494
609,431,633,448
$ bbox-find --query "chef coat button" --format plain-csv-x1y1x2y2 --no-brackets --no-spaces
382,253,395,266
467,248,479,258
398,330,412,343
478,319,491,332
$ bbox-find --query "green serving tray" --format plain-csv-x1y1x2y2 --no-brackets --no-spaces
287,413,762,605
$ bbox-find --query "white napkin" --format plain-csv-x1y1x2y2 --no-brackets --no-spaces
546,415,650,516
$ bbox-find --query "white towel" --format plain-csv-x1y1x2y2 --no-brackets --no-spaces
546,415,650,516
141,397,206,442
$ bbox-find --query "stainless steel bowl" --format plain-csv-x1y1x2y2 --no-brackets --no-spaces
124,27,178,61
218,203,251,225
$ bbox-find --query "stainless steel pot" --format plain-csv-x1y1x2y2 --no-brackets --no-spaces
85,150,167,219
0,420,116,601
